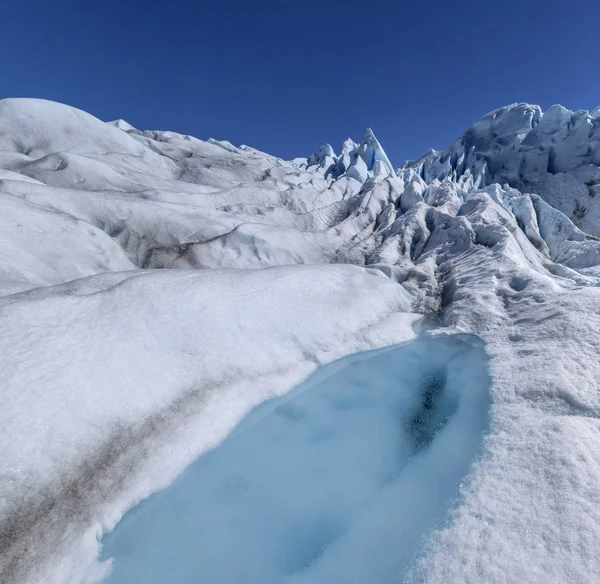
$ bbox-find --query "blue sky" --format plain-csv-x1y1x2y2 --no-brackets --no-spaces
2,0,598,165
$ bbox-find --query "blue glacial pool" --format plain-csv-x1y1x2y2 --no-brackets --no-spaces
100,334,491,584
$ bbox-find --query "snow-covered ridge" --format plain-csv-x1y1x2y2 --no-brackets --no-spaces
1,98,600,584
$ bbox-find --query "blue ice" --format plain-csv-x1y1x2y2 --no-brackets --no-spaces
100,334,491,583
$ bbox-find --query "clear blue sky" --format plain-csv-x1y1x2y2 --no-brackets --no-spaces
2,0,598,165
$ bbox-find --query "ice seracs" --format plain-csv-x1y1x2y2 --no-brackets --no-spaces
307,143,337,169
308,128,395,183
402,102,600,236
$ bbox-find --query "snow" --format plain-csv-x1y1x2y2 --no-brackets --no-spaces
0,191,135,294
1,97,600,583
0,99,156,160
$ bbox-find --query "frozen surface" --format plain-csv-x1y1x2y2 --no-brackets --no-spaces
0,266,416,584
401,103,600,236
0,98,600,583
100,335,491,584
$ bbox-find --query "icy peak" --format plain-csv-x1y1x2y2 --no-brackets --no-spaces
341,138,359,155
307,143,337,169
355,128,395,176
107,119,137,132
312,129,395,183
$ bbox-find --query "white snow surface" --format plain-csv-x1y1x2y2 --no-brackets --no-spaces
0,98,600,583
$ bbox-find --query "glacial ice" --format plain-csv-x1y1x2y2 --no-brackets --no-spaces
401,102,600,236
1,98,600,584
100,335,491,584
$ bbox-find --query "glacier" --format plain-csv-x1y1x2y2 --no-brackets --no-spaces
0,98,599,583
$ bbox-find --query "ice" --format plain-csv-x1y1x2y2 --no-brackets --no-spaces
0,265,416,584
401,102,600,236
357,128,395,175
100,335,491,584
310,130,394,183
1,97,600,583
0,192,135,294
307,144,337,169
0,99,159,160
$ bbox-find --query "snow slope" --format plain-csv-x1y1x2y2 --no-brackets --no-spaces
0,98,600,583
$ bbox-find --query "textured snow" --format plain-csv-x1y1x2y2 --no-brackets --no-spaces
0,98,600,583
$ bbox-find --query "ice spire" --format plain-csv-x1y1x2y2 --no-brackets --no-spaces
356,128,395,175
